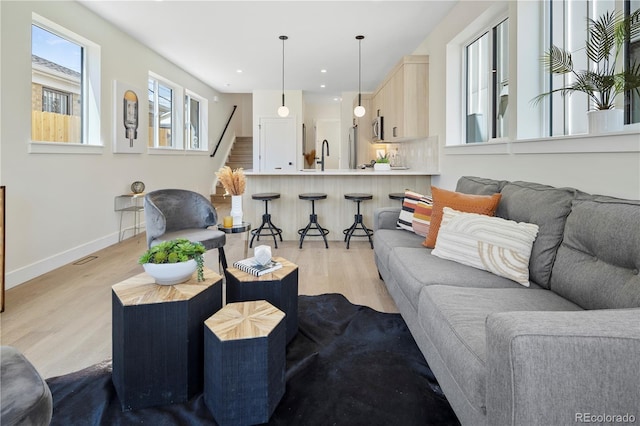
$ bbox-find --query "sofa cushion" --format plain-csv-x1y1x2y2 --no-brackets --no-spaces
496,181,576,289
373,229,425,268
456,176,508,195
432,208,539,286
417,286,582,413
424,186,501,248
387,247,538,312
550,194,640,309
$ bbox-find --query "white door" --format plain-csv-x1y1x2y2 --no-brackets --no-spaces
314,119,340,169
259,117,297,171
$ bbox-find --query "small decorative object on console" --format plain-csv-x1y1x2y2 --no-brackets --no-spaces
131,181,145,194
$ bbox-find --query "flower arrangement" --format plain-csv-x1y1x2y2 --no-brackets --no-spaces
138,238,206,281
215,166,246,196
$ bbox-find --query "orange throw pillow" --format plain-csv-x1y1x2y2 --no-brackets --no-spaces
423,186,502,248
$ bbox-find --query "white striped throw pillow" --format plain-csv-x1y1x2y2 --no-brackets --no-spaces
431,207,539,286
397,190,425,232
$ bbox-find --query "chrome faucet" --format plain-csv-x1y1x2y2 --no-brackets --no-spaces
318,139,330,171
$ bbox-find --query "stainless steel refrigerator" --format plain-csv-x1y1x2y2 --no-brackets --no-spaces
348,125,358,169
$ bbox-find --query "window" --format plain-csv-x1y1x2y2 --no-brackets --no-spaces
184,90,208,151
543,0,640,136
30,15,101,152
31,24,82,143
464,18,509,143
42,87,71,115
626,0,640,124
148,74,183,149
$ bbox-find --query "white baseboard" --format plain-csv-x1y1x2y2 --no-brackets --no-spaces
5,232,120,290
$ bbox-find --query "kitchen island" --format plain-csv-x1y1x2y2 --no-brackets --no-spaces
240,169,436,242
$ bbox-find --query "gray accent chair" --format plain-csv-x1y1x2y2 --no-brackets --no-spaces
1,346,53,426
144,189,227,270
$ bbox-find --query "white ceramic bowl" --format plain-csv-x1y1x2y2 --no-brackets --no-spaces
142,259,197,285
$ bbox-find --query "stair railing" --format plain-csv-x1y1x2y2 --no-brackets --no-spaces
211,105,237,157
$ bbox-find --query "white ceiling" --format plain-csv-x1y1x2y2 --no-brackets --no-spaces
78,0,457,103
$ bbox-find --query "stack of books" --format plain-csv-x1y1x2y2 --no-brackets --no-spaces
233,257,282,277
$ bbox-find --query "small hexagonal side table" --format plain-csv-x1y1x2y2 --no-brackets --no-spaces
225,257,299,344
111,267,223,411
204,300,286,426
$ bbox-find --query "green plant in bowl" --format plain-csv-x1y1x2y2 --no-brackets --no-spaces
376,153,390,163
139,238,206,282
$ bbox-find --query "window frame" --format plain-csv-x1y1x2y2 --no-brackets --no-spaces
625,0,640,125
148,72,184,152
444,1,639,155
42,87,71,115
184,89,209,152
462,14,509,144
29,13,102,155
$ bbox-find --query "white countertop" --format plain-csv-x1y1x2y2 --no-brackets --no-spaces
244,168,438,176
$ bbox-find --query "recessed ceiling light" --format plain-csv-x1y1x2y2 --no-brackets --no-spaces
320,84,326,88
320,69,327,73
236,69,243,73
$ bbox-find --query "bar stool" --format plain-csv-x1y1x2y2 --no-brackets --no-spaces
297,193,329,249
343,193,374,249
388,192,405,201
249,193,283,249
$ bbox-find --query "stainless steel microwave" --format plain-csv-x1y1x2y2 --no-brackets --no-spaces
372,116,384,143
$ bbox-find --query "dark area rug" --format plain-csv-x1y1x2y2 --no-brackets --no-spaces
47,293,460,425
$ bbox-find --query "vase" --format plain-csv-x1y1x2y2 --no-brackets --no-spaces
230,195,243,226
588,109,623,134
142,259,197,285
374,163,391,171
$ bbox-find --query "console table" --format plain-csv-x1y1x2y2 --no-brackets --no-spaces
114,193,144,241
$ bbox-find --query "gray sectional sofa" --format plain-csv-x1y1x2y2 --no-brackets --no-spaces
373,176,640,426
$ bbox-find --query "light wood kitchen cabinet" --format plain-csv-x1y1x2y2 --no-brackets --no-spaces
373,55,428,142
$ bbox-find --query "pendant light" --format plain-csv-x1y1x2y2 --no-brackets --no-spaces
354,35,366,118
277,35,289,117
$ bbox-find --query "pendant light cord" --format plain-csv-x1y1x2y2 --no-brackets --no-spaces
358,37,361,106
356,35,364,107
280,35,287,107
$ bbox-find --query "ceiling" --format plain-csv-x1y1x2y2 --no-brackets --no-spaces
78,1,457,104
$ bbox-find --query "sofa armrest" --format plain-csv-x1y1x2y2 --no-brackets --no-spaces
373,207,401,231
486,309,640,426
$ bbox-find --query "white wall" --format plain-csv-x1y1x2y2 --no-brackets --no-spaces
252,89,303,171
413,1,640,199
303,102,341,169
0,1,243,288
227,93,253,137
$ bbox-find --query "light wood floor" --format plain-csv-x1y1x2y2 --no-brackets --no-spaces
0,201,397,379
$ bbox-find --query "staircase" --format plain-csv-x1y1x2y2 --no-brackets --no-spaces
211,136,253,204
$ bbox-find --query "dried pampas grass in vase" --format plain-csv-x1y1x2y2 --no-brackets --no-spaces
215,166,246,196
216,166,246,225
